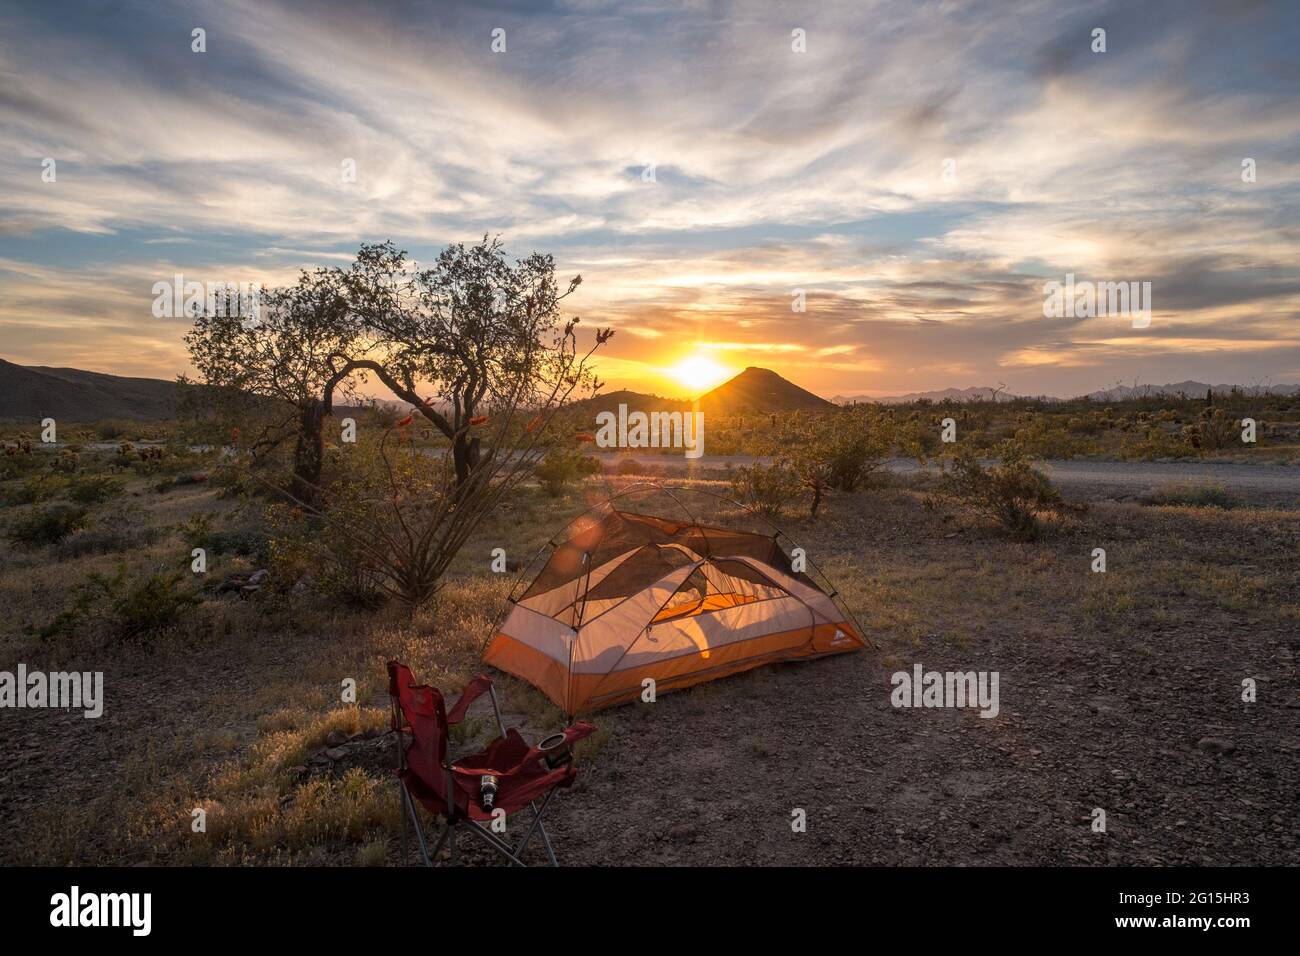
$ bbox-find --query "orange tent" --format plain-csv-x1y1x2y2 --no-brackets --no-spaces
483,501,867,714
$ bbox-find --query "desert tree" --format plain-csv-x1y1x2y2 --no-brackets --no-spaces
770,408,897,517
186,237,611,603
340,236,586,487
286,313,612,608
184,264,359,505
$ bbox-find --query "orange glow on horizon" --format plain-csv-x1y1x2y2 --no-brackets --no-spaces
666,353,732,395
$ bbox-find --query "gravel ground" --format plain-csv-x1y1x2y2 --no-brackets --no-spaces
435,493,1300,867
3,474,1296,867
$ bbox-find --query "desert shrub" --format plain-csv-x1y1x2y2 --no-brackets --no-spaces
276,442,431,606
182,514,270,562
111,569,202,638
898,415,943,460
535,446,601,497
1140,481,1241,510
940,443,1065,541
777,408,897,517
56,508,162,558
130,451,169,476
67,474,125,504
1012,417,1097,459
205,528,269,558
1120,427,1195,460
96,421,130,440
822,408,895,491
38,563,200,641
50,450,80,473
730,460,801,517
0,454,42,482
7,502,88,547
1183,408,1240,453
272,507,386,608
179,512,215,545
2,474,66,506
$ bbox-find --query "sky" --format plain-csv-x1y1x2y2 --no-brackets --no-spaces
1,0,1298,399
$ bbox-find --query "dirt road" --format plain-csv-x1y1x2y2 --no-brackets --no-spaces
596,454,1300,508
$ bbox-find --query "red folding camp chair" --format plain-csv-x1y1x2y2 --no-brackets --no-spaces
387,660,594,866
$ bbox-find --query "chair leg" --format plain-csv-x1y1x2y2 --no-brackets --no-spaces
399,782,408,865
512,788,558,863
448,817,458,866
402,785,433,867
462,820,527,866
535,820,559,867
430,821,451,861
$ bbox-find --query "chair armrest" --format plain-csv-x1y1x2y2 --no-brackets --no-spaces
445,675,494,725
497,721,597,777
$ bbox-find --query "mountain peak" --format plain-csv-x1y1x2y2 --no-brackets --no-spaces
699,367,835,415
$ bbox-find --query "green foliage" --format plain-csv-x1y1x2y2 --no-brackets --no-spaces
1120,427,1195,460
38,563,200,642
67,474,125,504
940,443,1065,541
1011,416,1099,459
729,461,801,518
762,408,897,517
1183,407,1239,453
2,474,66,506
7,502,88,547
56,507,162,559
534,446,600,497
181,512,270,562
111,569,202,638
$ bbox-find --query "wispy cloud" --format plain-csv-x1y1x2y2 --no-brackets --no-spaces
1,0,1297,396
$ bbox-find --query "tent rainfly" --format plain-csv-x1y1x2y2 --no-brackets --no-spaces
484,506,867,714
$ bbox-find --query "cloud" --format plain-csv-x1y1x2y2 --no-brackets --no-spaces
0,0,1297,395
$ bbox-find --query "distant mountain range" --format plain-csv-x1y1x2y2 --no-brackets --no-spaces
1079,381,1300,401
835,381,1300,404
2,357,1296,422
834,386,1019,405
0,358,181,421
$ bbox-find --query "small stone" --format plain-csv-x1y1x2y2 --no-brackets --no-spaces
325,747,349,761
1197,737,1235,755
325,730,349,747
248,569,269,585
667,822,698,840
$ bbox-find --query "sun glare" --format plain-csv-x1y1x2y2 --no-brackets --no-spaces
669,354,731,394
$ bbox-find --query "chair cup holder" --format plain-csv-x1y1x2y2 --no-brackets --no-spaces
538,733,572,770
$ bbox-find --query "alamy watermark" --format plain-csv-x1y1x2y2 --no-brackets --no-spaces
50,886,150,936
890,663,999,718
152,274,262,324
1,664,103,718
1043,273,1151,328
595,404,705,459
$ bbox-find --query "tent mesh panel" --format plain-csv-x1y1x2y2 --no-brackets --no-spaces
520,509,797,602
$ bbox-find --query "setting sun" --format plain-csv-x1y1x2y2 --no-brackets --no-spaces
669,354,732,394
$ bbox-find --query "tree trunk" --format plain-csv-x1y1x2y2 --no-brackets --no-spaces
451,432,481,487
292,402,326,506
